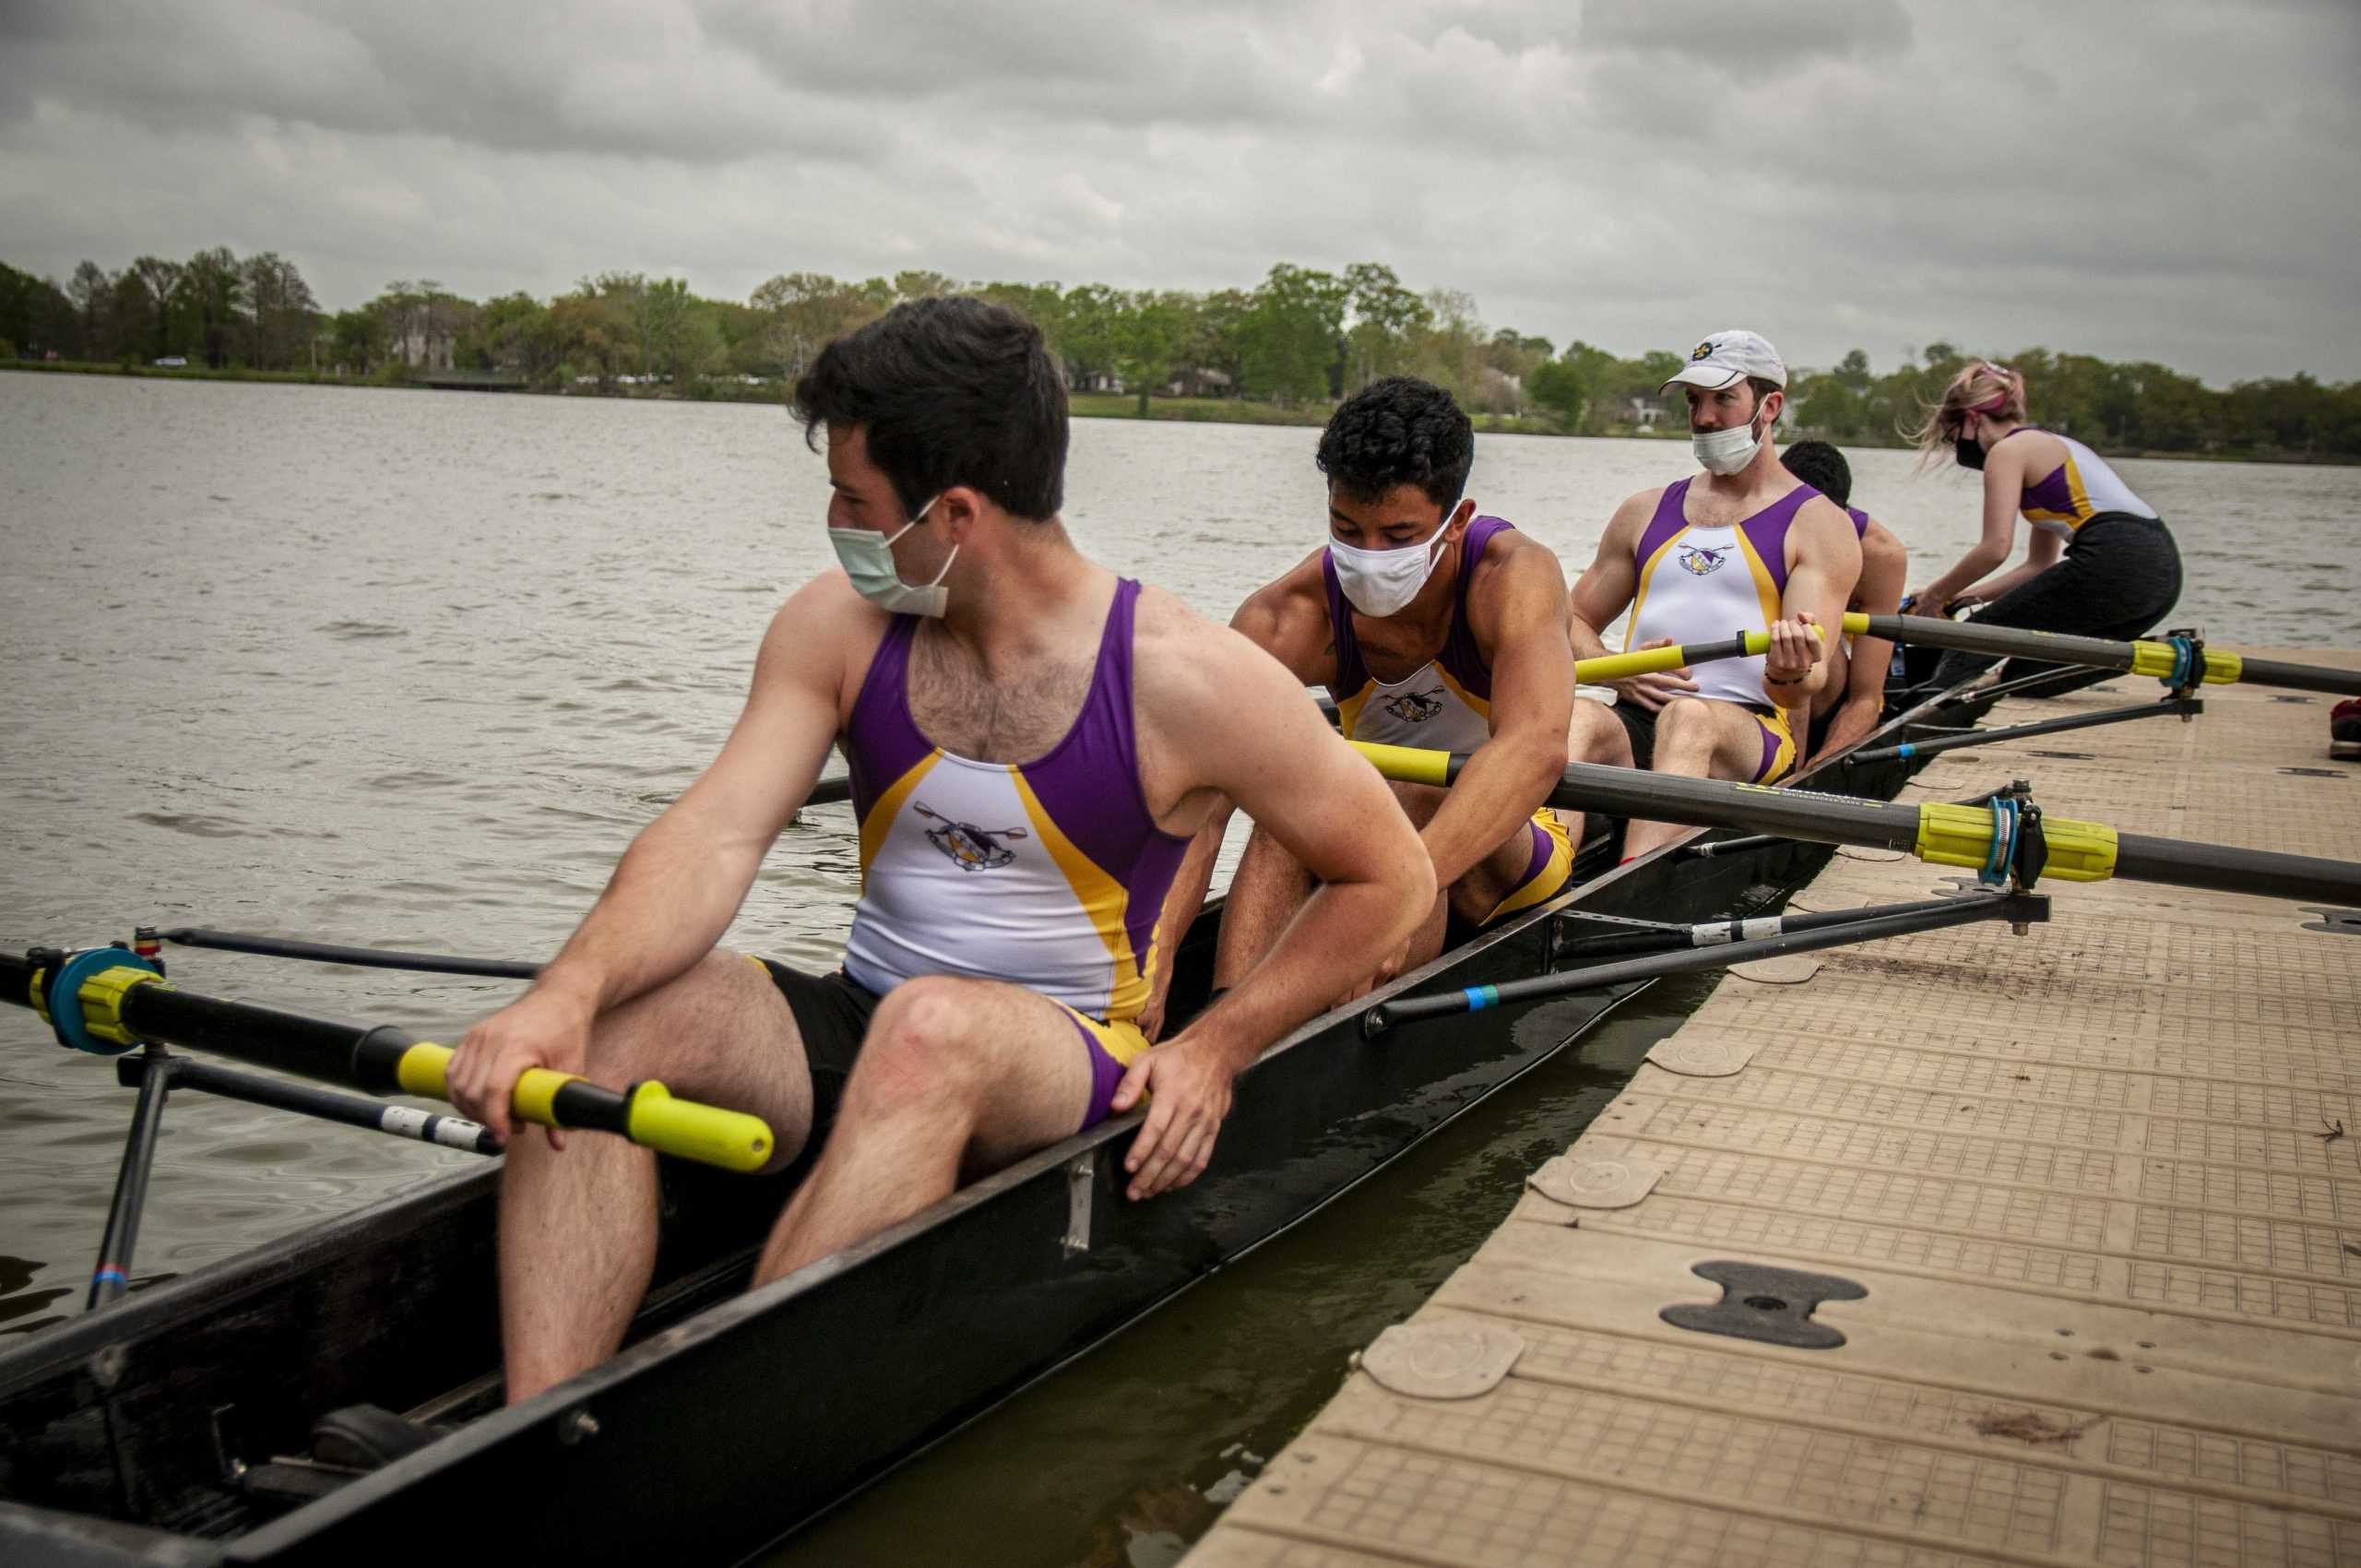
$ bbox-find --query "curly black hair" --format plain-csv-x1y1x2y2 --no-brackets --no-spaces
1316,376,1474,509
1779,439,1852,508
791,296,1068,520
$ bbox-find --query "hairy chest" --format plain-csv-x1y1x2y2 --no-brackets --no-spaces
903,634,1100,763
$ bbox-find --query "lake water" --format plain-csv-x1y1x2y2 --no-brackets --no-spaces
3,372,2355,1555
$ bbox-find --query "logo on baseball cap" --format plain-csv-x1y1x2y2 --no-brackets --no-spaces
1661,329,1786,393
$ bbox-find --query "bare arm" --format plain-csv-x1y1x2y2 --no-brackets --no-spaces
447,576,854,1140
1764,502,1860,708
1421,542,1572,889
1567,492,1647,660
1135,568,1333,1040
1572,490,1696,710
1821,522,1907,755
1115,611,1434,1196
1964,526,2062,603
1916,458,2025,610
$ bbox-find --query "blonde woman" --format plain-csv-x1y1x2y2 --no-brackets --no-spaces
1906,362,2182,694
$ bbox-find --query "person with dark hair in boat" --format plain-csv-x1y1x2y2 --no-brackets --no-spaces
1566,330,1861,860
1778,440,1907,759
444,297,1434,1405
1904,360,2183,695
1139,375,1629,1033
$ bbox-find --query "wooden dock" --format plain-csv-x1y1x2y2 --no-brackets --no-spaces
1189,659,2361,1568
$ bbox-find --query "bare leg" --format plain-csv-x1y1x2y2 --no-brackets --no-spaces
499,952,816,1404
1211,821,1317,990
1620,698,1784,861
754,976,1095,1283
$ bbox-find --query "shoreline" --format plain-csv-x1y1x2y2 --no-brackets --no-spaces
6,361,2350,467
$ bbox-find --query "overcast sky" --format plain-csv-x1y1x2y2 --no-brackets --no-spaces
4,0,2355,383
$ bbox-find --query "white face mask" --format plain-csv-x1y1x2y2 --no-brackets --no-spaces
1328,506,1456,617
829,494,954,617
1691,398,1774,476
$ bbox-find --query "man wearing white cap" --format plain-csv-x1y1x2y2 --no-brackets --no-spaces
1565,329,1861,859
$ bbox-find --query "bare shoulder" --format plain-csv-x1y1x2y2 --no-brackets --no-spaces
756,568,890,709
1793,493,1861,547
1605,485,1666,542
1467,524,1572,617
1132,585,1299,712
1863,518,1908,570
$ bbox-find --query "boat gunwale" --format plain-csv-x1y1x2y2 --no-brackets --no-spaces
1,674,1991,1561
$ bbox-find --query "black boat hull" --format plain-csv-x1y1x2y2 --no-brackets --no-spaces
0,685,1987,1564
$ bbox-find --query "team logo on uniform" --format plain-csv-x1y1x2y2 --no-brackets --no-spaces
1382,690,1448,724
914,802,1029,872
1678,544,1728,576
1691,340,1717,362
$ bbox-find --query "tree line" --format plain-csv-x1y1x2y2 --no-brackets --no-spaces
5,249,2356,461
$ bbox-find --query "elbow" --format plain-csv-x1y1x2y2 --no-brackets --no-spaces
1518,726,1571,795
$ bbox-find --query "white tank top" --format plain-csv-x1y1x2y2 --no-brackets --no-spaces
2010,431,2158,537
1625,479,1813,711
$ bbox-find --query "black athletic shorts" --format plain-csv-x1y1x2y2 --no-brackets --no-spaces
755,959,879,1138
1613,701,1660,771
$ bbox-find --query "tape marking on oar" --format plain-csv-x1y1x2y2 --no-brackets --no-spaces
1346,742,2361,907
1847,612,2361,697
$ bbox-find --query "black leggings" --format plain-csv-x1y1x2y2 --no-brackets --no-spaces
1928,514,2184,696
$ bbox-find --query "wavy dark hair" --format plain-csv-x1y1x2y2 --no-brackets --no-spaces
1780,439,1853,507
1316,375,1474,509
791,296,1068,520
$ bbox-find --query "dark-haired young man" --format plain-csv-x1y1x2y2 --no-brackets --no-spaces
1143,376,1628,1028
1779,440,1908,758
1567,330,1860,860
446,298,1433,1403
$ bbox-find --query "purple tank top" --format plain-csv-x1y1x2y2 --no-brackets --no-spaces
838,578,1188,1021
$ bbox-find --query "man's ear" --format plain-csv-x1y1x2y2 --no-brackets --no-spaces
939,485,985,539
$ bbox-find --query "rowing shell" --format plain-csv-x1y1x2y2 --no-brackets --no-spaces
0,675,1996,1564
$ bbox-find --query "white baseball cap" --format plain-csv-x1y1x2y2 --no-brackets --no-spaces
1661,329,1786,393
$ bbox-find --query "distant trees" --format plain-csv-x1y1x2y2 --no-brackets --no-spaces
4,247,2357,459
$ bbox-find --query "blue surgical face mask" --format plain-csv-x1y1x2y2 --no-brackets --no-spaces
829,494,953,617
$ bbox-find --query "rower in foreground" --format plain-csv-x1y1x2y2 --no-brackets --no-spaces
1779,440,1907,759
1144,376,1626,1031
1567,329,1860,859
445,299,1433,1404
1904,360,2183,695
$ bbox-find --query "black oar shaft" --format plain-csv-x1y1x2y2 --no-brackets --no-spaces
1371,891,2043,1030
163,928,540,980
1541,762,1920,850
1863,614,2361,696
2115,833,2361,907
2234,654,2361,697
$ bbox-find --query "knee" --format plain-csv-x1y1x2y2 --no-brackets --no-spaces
1656,697,1711,739
1570,701,1630,766
845,976,980,1117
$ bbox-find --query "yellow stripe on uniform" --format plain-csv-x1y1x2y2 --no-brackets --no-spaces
1009,768,1147,1021
858,752,942,891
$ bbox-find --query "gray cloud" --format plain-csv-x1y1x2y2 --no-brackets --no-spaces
0,0,2354,382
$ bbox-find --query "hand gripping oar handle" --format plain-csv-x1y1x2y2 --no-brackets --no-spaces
1847,612,2361,697
0,953,775,1173
1346,743,2361,906
377,1039,772,1172
1571,625,1821,688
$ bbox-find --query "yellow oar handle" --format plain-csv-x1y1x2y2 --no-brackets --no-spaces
623,1081,777,1172
1841,612,1871,636
1576,625,1828,688
394,1044,776,1172
1350,741,1454,786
